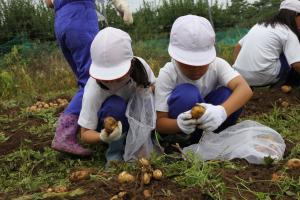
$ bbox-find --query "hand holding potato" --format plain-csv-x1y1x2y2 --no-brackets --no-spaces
100,121,122,143
196,103,227,132
176,111,197,134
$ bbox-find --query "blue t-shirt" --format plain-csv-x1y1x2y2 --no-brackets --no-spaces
54,0,95,11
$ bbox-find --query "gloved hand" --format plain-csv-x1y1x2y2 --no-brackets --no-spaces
177,111,197,134
112,0,133,25
100,121,122,143
196,103,227,132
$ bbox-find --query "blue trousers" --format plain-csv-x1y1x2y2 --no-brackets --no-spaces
54,1,99,115
278,54,300,86
96,95,129,162
160,83,242,152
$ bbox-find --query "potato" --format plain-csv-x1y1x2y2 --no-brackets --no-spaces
118,191,128,198
281,85,292,93
118,171,135,183
53,185,67,193
143,189,151,199
153,169,163,180
271,173,284,182
139,157,150,167
191,105,206,119
69,170,91,182
286,158,300,169
46,188,53,193
281,101,289,108
104,116,118,134
143,173,151,185
110,195,119,200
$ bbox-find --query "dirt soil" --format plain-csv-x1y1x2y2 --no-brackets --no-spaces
242,87,300,116
1,87,300,200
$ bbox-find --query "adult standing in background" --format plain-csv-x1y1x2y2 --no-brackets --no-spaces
44,0,133,156
233,0,300,87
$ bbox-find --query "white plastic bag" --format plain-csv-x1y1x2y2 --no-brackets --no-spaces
183,120,286,164
123,87,156,161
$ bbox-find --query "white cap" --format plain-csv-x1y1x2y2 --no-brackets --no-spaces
89,27,133,80
280,0,300,13
168,15,216,66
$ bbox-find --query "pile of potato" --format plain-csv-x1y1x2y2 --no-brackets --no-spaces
111,158,163,199
26,98,69,112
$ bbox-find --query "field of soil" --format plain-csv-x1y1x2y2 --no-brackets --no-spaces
0,87,299,200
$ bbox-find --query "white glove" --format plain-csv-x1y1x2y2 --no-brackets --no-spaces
176,111,197,134
100,121,122,143
196,103,227,132
112,0,133,25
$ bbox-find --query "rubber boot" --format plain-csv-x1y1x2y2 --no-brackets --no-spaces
51,113,92,156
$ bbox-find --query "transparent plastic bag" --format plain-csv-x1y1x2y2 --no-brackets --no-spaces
123,87,156,161
183,120,286,164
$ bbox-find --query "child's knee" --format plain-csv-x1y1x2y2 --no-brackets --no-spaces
167,83,203,118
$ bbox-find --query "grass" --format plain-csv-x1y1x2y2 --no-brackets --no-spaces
0,132,9,143
1,101,300,199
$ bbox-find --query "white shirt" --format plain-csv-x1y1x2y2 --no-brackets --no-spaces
78,57,156,130
155,57,240,112
233,24,300,86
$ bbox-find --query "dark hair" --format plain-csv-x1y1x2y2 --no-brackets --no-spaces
130,57,150,88
259,9,300,40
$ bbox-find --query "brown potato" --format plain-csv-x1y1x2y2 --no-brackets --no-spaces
281,101,289,108
104,116,118,134
53,185,67,193
110,195,119,200
118,171,135,183
139,157,150,167
191,105,206,119
271,173,284,182
281,85,292,93
69,170,91,182
143,173,151,185
143,189,151,199
286,158,300,169
152,169,163,180
118,191,128,198
46,188,53,193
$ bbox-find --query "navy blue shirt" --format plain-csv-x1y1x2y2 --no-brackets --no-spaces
54,0,95,11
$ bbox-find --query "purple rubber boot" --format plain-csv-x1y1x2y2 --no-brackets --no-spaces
51,113,92,156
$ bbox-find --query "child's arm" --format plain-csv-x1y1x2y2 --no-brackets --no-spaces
291,62,300,74
222,75,253,116
156,111,181,134
112,0,133,25
196,75,252,132
81,128,101,144
233,43,241,63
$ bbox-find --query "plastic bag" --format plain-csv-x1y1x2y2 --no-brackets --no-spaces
183,120,286,164
123,87,156,161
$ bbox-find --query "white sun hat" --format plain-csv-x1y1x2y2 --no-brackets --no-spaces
89,27,133,80
280,0,300,13
168,15,216,66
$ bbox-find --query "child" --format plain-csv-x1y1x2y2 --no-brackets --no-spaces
46,0,133,156
233,0,300,87
78,27,156,162
155,15,253,152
